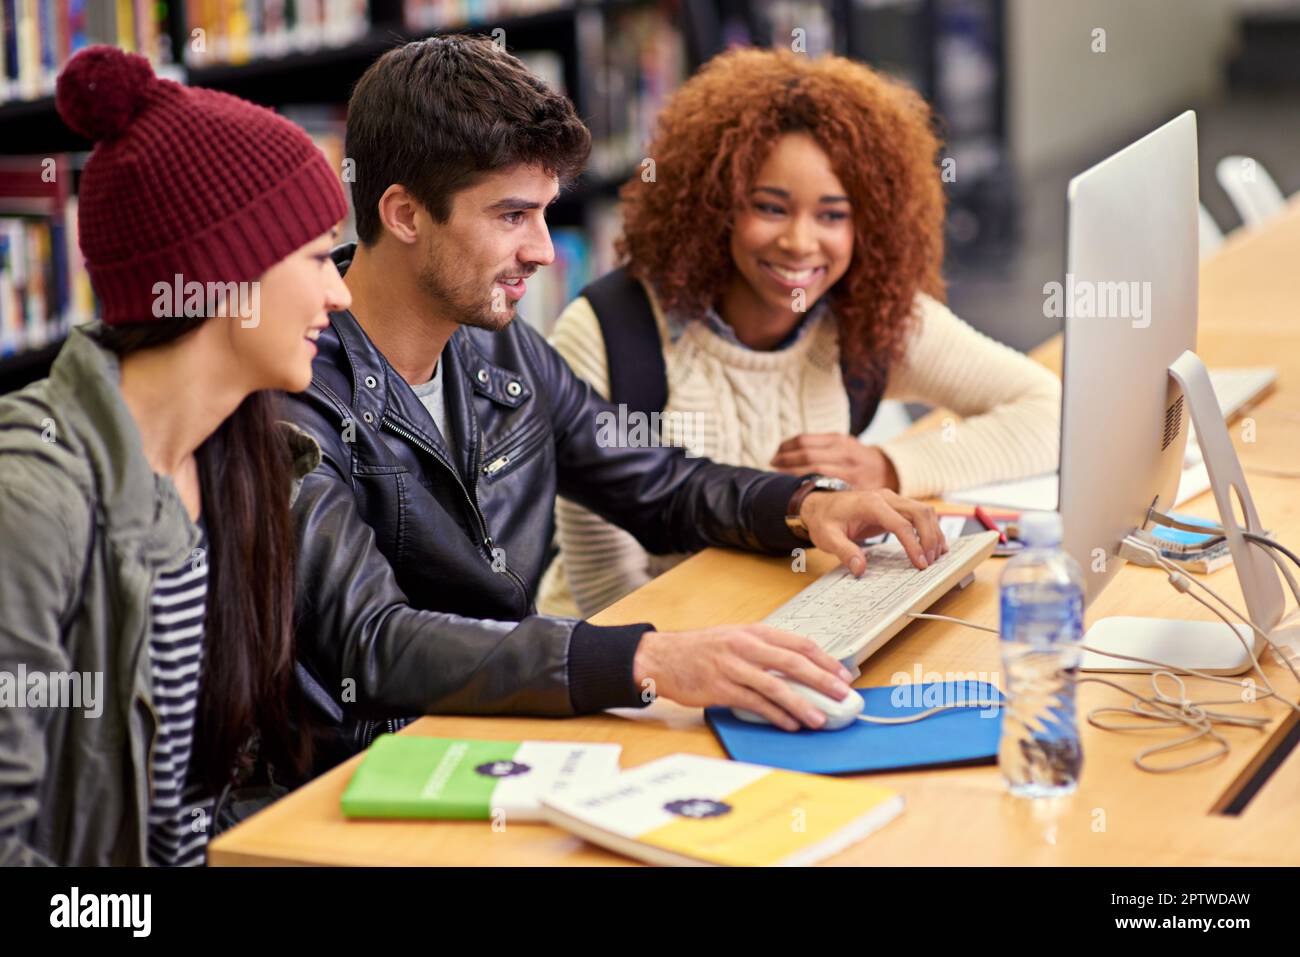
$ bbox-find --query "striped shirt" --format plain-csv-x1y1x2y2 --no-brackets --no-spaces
146,524,215,867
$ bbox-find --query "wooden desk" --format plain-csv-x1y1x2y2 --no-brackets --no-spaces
210,205,1300,866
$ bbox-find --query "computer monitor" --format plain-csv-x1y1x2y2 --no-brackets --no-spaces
1057,111,1291,674
1059,111,1198,604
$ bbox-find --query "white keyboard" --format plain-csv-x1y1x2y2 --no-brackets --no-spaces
1185,367,1278,468
764,531,1000,664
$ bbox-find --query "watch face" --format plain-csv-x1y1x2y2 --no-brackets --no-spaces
815,477,851,492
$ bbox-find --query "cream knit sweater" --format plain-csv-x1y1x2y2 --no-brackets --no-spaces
536,284,1061,618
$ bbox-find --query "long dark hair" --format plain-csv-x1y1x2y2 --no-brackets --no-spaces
98,318,310,791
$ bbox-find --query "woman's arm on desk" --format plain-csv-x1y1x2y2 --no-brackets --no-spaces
773,294,1061,498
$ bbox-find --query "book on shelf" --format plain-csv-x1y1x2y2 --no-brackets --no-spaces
585,196,621,279
515,225,589,335
580,2,685,179
0,156,92,359
278,102,355,240
184,0,370,68
517,46,564,95
1,0,172,103
401,0,571,32
0,206,89,356
1,98,349,365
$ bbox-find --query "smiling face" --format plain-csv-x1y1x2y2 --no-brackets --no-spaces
720,132,855,347
220,229,352,393
416,164,558,332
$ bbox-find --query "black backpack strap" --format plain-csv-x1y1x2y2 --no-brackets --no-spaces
579,267,667,417
847,392,875,437
843,354,890,436
583,266,888,438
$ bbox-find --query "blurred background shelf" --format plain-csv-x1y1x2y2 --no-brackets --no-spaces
2,0,1016,392
9,1,1293,399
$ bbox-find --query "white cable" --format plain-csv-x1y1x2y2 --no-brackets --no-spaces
879,529,1300,772
1079,574,1280,772
901,532,1300,773
906,611,999,634
927,600,1282,773
1246,535,1300,618
1142,542,1300,688
1141,510,1300,653
855,700,1002,725
1072,535,1300,771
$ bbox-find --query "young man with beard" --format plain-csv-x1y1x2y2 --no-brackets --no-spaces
283,35,946,767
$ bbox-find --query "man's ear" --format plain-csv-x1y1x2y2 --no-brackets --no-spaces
377,184,423,245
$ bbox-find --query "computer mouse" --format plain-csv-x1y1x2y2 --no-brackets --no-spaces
731,678,864,731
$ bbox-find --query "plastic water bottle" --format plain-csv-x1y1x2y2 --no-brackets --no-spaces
998,511,1085,797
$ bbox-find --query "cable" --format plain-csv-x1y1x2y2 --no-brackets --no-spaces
1146,507,1225,536
896,533,1300,773
1145,508,1300,580
854,699,1002,725
906,611,999,634
909,600,1278,772
1118,535,1299,686
1063,535,1300,772
1080,568,1283,772
1244,531,1300,578
1137,513,1300,663
875,529,1300,772
1244,536,1300,649
1145,545,1300,687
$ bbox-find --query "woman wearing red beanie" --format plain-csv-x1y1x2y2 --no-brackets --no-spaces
0,46,350,865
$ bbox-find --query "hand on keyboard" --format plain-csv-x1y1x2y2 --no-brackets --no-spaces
798,488,945,576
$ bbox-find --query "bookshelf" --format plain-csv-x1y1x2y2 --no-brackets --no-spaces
1,0,1014,392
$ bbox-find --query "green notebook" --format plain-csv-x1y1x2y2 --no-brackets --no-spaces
341,735,623,822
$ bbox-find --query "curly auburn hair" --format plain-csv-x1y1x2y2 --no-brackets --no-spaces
617,47,947,395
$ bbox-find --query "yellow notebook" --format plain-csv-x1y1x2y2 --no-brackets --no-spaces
541,753,903,866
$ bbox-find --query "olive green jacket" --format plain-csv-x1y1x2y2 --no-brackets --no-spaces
0,326,319,865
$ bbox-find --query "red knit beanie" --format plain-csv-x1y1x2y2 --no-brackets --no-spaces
55,46,347,325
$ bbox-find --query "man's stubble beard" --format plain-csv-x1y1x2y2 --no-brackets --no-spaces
419,240,516,333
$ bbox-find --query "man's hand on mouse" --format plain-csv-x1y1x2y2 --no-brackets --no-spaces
632,625,854,731
799,486,946,576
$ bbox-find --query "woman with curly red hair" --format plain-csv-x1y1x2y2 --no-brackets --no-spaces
538,47,1060,617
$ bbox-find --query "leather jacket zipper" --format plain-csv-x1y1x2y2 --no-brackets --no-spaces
481,420,549,481
380,415,530,605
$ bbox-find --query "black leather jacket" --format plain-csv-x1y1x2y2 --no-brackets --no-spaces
283,244,806,761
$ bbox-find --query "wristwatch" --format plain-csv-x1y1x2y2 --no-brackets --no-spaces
785,474,851,540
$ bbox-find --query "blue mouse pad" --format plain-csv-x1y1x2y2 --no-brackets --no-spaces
705,681,1005,776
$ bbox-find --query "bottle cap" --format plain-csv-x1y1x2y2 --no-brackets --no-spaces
1020,510,1063,547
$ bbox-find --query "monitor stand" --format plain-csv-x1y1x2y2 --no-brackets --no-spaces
1080,350,1296,676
